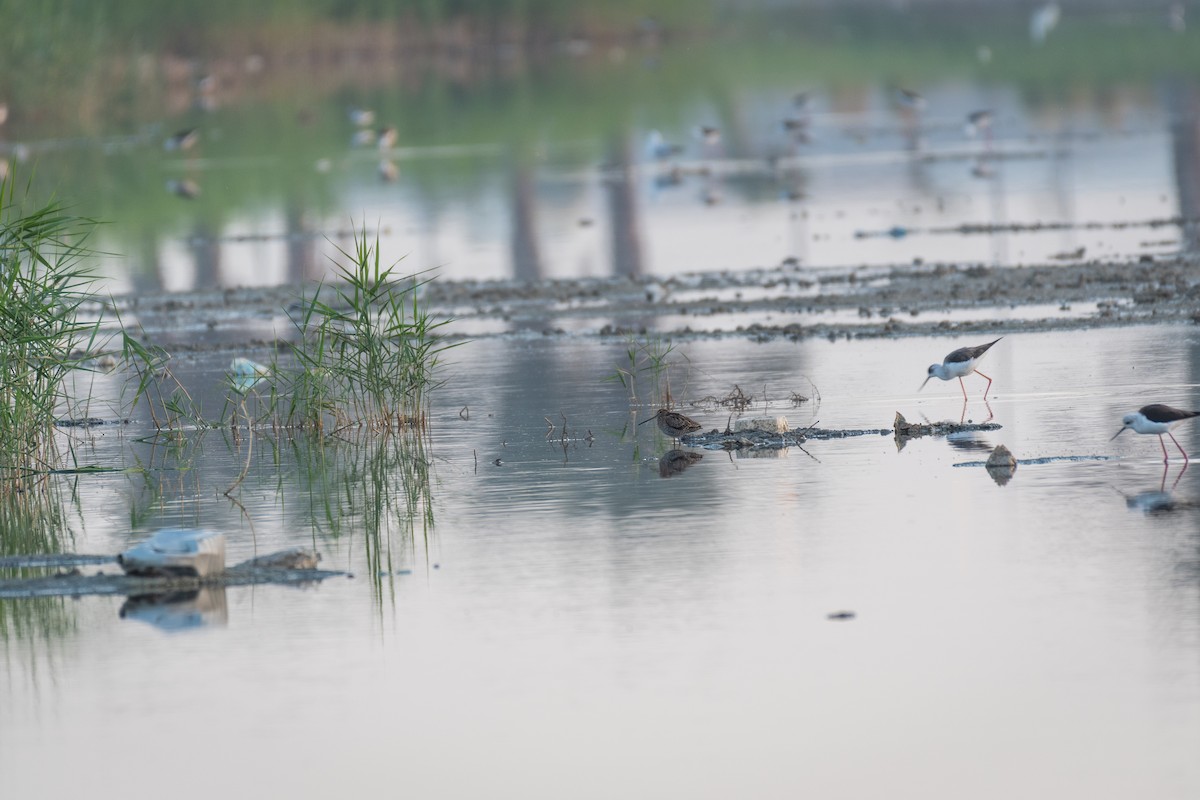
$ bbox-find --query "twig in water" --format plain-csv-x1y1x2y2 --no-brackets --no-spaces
720,384,752,411
224,397,254,496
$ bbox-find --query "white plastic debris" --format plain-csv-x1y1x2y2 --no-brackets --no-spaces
229,357,270,394
117,528,227,578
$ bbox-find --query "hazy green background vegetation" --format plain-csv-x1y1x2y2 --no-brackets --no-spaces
1,1,1196,286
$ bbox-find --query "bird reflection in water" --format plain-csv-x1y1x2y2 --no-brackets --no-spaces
658,449,703,478
1120,462,1194,514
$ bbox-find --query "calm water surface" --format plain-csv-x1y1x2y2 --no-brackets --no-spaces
3,325,1199,798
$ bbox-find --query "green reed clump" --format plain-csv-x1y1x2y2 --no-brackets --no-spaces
284,226,454,432
0,183,100,489
606,333,687,408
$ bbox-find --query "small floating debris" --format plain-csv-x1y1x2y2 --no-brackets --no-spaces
827,610,856,621
1049,246,1086,261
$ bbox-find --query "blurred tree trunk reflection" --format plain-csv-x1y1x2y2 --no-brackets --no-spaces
510,159,543,282
285,202,319,282
1168,80,1200,254
191,222,220,289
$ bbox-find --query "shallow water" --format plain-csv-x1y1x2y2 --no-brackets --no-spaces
3,324,1200,798
4,5,1200,795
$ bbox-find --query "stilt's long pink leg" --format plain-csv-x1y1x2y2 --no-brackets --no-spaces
957,377,968,401
975,370,994,400
1168,432,1190,462
1158,435,1170,464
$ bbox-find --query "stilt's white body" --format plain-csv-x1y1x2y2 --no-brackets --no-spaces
927,358,980,382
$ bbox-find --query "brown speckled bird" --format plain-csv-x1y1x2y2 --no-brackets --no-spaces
639,408,703,443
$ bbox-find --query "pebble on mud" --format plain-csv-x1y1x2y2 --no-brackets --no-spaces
985,444,1018,486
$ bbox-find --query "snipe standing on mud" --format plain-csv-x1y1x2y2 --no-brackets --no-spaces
1111,404,1200,463
640,408,703,443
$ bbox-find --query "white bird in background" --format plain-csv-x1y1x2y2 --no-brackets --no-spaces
1030,2,1061,44
163,128,199,152
645,129,683,161
964,109,994,138
1168,2,1186,33
348,107,376,127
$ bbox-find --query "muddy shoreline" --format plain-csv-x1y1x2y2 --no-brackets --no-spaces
115,254,1200,353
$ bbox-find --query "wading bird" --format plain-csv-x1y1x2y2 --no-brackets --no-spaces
919,338,1002,401
1111,404,1200,463
639,408,703,443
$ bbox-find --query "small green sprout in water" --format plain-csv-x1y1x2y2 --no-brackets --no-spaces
605,333,688,409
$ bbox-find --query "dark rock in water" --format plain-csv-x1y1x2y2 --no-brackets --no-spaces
893,412,1003,452
232,548,320,572
985,444,1018,486
986,444,1017,469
